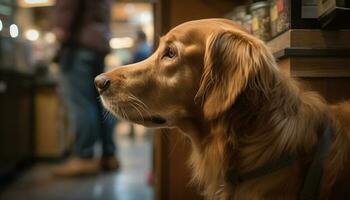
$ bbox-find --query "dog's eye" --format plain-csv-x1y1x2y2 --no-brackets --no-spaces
163,47,176,59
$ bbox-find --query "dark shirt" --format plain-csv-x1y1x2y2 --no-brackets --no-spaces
53,0,111,54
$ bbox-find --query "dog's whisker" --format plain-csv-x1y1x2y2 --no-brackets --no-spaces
129,93,151,110
128,94,152,113
169,134,181,158
127,95,153,118
128,101,145,123
102,109,109,121
121,108,129,121
129,99,152,119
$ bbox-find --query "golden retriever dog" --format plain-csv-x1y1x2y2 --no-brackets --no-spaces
95,19,350,199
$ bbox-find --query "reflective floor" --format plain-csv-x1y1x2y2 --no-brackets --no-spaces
0,123,154,200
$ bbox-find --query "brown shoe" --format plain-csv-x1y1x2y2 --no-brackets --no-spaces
100,156,120,171
52,157,100,177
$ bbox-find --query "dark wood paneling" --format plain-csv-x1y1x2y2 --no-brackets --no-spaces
153,1,237,199
291,57,350,78
0,70,35,182
155,130,201,200
300,78,350,103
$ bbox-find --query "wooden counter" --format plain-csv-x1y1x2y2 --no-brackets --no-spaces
35,78,69,159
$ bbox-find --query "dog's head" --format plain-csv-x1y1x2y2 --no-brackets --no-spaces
96,19,277,128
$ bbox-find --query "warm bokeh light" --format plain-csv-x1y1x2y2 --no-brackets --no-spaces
25,29,39,41
44,32,56,43
109,37,134,49
18,0,55,8
25,0,49,3
9,24,19,38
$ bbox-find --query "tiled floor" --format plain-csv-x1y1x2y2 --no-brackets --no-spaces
0,124,154,200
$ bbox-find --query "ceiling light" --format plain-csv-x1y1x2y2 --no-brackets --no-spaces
18,0,55,7
24,0,49,4
9,24,19,38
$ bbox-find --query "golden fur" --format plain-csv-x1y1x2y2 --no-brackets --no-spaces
97,19,350,199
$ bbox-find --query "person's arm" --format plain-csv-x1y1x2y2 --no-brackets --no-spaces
52,0,80,42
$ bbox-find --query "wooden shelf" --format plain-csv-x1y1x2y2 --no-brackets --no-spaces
273,47,350,59
267,29,350,79
267,29,350,56
278,57,350,78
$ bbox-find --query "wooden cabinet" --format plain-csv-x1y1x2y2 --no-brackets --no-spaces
0,69,35,180
35,83,68,159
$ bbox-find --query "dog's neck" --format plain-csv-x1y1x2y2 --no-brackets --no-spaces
181,73,329,198
229,81,303,170
230,76,330,170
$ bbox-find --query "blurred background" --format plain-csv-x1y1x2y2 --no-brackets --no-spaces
0,0,350,200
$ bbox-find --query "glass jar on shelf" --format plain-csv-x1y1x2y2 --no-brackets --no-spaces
250,1,271,41
242,14,252,34
233,5,247,25
270,0,290,38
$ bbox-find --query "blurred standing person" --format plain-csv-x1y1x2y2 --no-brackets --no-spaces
52,0,119,176
128,30,152,138
131,29,152,63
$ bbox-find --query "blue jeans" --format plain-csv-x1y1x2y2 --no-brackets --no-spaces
59,46,116,159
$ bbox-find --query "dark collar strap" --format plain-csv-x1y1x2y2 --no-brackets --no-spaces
225,153,298,185
226,124,333,200
299,124,333,200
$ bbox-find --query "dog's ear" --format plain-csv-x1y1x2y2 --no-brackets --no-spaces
196,30,276,119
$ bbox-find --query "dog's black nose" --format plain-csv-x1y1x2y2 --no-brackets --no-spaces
94,75,111,94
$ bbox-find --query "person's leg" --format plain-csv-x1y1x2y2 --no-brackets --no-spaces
93,57,119,170
97,97,119,171
53,47,103,176
60,47,102,158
